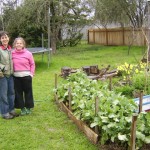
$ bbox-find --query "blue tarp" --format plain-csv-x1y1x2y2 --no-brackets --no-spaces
134,95,150,111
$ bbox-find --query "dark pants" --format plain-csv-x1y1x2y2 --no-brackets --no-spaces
14,76,34,109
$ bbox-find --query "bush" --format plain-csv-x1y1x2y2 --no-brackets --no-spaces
114,85,134,98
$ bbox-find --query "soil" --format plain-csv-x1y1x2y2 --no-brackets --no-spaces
98,143,150,150
141,144,150,150
98,143,127,150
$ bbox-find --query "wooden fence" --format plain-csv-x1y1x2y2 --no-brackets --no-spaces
88,27,148,46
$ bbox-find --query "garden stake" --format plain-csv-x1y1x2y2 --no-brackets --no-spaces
54,73,58,102
109,76,112,91
130,114,138,150
139,90,143,113
68,85,72,111
94,96,99,134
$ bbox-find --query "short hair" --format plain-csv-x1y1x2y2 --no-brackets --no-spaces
0,31,9,39
13,37,26,48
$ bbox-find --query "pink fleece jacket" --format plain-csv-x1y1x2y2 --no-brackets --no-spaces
12,48,35,76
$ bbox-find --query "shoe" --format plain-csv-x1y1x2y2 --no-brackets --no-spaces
3,114,14,119
21,108,27,116
10,112,19,117
26,108,31,114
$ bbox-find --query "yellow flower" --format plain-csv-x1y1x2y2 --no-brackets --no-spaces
125,62,129,68
130,65,133,69
135,69,138,73
127,71,130,74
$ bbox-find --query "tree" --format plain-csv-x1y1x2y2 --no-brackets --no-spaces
93,0,148,28
0,0,19,30
2,3,43,46
2,0,92,53
32,0,92,53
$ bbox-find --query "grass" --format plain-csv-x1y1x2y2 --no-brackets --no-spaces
0,42,145,150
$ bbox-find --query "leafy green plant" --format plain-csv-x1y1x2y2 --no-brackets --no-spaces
132,72,150,94
136,112,150,149
114,85,134,98
55,71,150,149
132,73,145,90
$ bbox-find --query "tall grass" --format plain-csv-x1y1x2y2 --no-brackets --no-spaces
0,43,144,150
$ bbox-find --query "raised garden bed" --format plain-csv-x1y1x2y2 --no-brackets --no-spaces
56,100,150,150
57,101,99,144
54,68,150,149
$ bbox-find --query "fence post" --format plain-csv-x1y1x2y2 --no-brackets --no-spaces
93,30,95,44
68,85,72,111
130,114,138,150
122,27,125,45
109,77,112,91
139,90,143,113
54,73,58,102
95,96,99,134
106,29,108,45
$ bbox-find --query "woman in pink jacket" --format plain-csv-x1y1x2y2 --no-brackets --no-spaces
12,37,35,115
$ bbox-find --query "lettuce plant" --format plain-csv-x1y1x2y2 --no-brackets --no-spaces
54,70,150,149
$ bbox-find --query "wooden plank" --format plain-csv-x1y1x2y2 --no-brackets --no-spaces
58,102,99,144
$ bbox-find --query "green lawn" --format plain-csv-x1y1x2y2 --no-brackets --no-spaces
0,43,144,150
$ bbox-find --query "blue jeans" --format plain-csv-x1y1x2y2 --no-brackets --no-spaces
0,76,15,116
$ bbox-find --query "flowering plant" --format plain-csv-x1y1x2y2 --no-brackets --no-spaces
117,62,146,84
